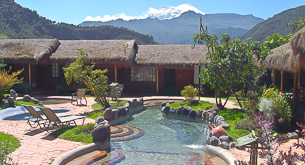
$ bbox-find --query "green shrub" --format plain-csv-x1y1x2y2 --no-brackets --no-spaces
259,97,275,119
181,85,198,102
11,82,31,94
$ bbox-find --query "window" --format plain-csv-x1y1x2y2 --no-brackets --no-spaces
131,68,156,82
52,63,59,77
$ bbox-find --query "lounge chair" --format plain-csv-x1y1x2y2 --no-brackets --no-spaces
40,107,86,132
22,105,71,130
71,88,87,105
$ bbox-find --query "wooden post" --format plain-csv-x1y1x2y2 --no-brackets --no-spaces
273,69,276,87
28,63,31,86
281,69,284,92
293,71,298,115
114,63,117,82
156,68,159,93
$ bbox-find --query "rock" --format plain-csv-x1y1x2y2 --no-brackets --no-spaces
94,116,105,127
125,108,129,115
229,142,238,149
220,142,229,149
202,110,209,120
7,97,15,107
213,115,219,124
32,99,40,104
295,130,302,138
183,107,191,116
133,99,137,108
209,136,220,146
219,123,230,129
287,132,299,139
219,135,233,143
127,101,133,109
121,108,127,116
188,109,197,119
161,102,167,107
104,108,112,121
10,89,17,100
209,111,217,124
176,106,183,116
23,94,31,102
124,102,130,109
162,105,170,115
272,133,280,140
92,120,111,143
139,97,144,105
197,108,203,117
3,101,9,108
169,108,176,114
215,116,225,125
112,109,119,120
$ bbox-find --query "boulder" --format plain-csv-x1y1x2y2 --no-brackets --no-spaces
10,89,17,100
104,108,112,121
176,106,184,116
94,116,105,127
219,135,233,143
169,107,176,114
162,105,170,115
202,110,209,120
215,116,225,125
3,101,9,108
127,101,133,109
219,123,230,129
188,109,197,119
161,102,167,108
7,97,15,107
209,111,217,124
23,94,31,102
220,142,229,149
133,99,137,108
287,132,299,139
92,120,111,143
121,107,127,116
139,97,144,105
213,115,219,124
183,107,191,116
209,136,220,146
197,108,203,117
229,142,238,149
32,99,40,104
112,109,119,120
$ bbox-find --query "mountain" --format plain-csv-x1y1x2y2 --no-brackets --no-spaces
240,5,305,42
0,0,157,44
80,11,263,44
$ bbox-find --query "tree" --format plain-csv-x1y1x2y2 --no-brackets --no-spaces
263,33,293,50
0,67,23,102
63,48,110,108
285,15,305,32
193,18,268,109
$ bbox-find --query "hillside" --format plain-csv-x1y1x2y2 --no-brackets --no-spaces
80,11,264,45
240,5,305,42
0,0,157,44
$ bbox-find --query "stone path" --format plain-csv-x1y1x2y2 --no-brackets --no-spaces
0,96,303,164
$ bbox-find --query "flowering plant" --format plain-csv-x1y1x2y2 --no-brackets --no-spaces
261,87,292,122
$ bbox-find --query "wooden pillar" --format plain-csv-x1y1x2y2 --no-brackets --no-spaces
28,63,31,86
114,63,117,82
273,69,276,87
281,69,284,91
156,68,159,93
293,71,298,115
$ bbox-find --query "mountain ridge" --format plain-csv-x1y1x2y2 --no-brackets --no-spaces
80,11,264,44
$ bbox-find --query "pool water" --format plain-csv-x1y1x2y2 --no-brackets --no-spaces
108,107,209,164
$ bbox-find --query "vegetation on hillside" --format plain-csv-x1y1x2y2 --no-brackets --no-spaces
240,5,305,41
0,0,158,44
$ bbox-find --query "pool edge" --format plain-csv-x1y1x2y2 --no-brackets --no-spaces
206,145,237,165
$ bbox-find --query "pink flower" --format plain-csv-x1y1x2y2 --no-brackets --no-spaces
279,118,283,122
281,93,284,96
302,129,305,133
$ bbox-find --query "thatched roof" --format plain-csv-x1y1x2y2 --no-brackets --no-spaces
50,40,137,63
263,43,292,71
0,38,60,63
136,45,208,67
289,27,305,70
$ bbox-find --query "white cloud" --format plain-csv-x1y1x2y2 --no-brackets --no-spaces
84,3,205,22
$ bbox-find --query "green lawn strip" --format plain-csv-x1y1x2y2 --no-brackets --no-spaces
86,110,104,119
0,100,43,110
50,124,95,144
169,100,216,111
91,100,127,111
0,132,20,153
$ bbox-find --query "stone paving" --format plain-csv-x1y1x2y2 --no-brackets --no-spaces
0,96,303,164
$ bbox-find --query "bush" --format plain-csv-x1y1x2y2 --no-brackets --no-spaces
11,82,31,94
262,87,292,122
233,117,255,131
259,97,275,119
181,85,198,102
0,67,23,102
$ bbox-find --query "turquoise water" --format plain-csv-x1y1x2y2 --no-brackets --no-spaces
110,107,209,164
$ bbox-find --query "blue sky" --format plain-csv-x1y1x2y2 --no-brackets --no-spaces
14,0,305,25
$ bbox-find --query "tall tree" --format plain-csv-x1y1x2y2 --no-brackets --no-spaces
63,48,110,108
285,15,305,32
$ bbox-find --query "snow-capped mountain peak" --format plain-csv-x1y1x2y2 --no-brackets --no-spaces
84,4,205,22
147,4,205,20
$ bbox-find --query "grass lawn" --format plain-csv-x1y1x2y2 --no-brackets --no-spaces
0,100,43,110
169,100,216,111
0,132,20,153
